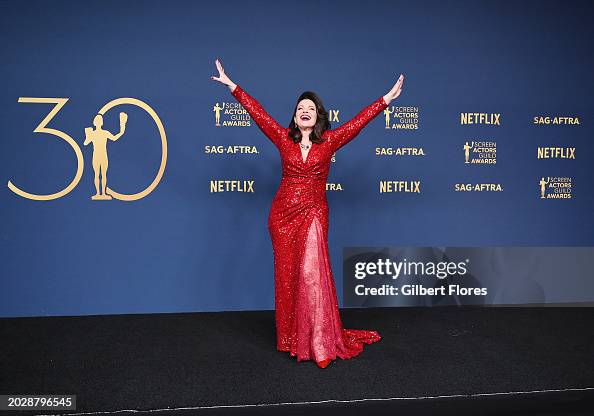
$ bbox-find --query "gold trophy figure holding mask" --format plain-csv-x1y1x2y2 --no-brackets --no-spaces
84,112,128,200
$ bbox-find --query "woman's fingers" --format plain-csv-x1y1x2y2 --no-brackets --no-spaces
387,74,404,100
213,59,231,87
394,75,404,94
212,59,227,83
216,59,225,74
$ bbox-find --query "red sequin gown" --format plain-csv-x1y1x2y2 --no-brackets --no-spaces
231,84,387,363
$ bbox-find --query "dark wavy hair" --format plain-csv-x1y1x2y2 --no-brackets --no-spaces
288,91,331,144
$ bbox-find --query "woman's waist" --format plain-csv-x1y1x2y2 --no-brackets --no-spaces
272,181,327,204
270,191,328,217
280,174,327,186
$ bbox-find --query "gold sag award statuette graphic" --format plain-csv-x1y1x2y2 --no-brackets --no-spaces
463,140,497,164
539,177,572,199
84,112,127,200
8,97,167,201
213,102,223,126
383,105,419,129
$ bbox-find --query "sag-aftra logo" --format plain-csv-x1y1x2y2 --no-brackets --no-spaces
8,97,167,201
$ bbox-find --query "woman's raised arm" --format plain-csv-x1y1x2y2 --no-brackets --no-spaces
211,59,285,148
329,74,404,152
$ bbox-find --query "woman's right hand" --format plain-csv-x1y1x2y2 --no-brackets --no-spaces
211,58,237,92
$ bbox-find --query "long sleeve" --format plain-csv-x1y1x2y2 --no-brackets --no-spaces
328,95,388,152
231,84,286,148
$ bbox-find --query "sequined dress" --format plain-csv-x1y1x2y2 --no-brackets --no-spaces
231,84,387,363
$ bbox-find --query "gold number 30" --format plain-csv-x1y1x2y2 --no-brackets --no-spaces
8,97,167,201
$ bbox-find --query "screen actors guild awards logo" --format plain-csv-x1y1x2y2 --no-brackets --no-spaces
213,100,250,126
383,105,419,130
539,177,572,199
463,141,496,164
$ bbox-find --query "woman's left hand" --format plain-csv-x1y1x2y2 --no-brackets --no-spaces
383,74,404,105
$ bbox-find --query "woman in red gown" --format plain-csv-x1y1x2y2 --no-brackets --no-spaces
211,59,404,368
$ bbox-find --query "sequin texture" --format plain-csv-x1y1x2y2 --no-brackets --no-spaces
231,84,387,363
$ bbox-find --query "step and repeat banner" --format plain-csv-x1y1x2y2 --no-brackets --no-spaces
1,0,593,317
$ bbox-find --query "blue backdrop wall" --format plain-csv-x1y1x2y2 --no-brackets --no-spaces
1,0,593,317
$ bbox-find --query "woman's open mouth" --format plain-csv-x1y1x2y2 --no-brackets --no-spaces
300,115,311,120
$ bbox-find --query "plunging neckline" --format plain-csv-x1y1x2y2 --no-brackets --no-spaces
299,141,313,164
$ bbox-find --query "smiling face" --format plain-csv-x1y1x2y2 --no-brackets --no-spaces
294,99,317,131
